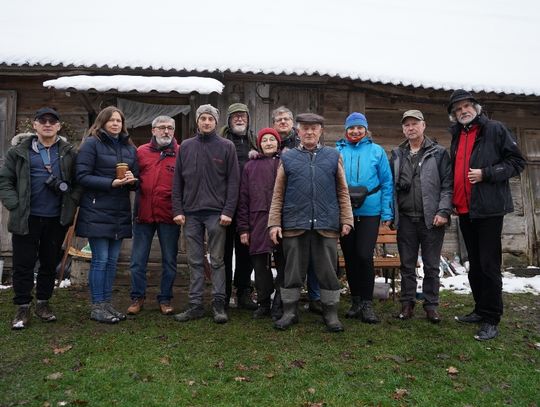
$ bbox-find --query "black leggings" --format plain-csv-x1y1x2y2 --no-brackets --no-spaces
340,215,380,300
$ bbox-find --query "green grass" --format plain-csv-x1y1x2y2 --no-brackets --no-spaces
0,286,539,407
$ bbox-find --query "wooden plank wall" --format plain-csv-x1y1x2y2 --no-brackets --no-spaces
1,74,538,266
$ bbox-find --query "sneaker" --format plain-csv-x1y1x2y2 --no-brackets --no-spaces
35,300,57,322
127,298,144,315
455,311,483,324
474,323,499,341
90,303,120,324
103,302,127,321
159,303,174,315
174,304,204,322
212,300,228,324
12,304,31,330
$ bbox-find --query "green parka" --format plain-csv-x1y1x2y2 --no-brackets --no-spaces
0,133,81,235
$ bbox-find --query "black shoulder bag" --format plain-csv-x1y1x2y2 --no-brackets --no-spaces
348,185,381,209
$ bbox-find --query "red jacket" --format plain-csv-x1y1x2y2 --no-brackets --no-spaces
136,138,179,224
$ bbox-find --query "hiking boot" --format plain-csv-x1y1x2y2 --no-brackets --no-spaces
359,300,379,324
425,308,441,324
174,304,204,322
90,303,120,324
212,300,228,324
308,299,323,315
35,300,57,322
252,302,271,319
345,296,362,318
320,289,344,333
103,302,127,321
455,311,483,324
12,304,31,330
127,298,144,315
270,290,283,321
237,290,257,310
474,323,499,341
159,303,174,315
398,302,415,320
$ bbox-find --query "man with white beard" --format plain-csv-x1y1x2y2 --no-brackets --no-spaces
127,115,181,316
220,103,259,310
448,90,525,341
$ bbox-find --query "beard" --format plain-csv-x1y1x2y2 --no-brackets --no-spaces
457,112,477,125
155,135,173,147
232,124,247,135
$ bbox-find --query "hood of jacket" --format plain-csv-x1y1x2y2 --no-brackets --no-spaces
11,132,67,146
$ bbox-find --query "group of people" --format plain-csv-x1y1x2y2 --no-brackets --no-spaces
0,89,525,341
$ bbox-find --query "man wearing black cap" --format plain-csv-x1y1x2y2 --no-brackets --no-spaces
447,90,525,341
391,109,453,323
0,107,80,329
268,113,353,332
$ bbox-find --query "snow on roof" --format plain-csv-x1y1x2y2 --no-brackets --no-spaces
43,75,224,94
1,0,539,96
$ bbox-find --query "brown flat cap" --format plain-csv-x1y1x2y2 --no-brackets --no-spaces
401,109,424,123
296,113,324,125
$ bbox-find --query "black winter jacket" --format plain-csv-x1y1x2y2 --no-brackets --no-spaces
449,114,525,218
0,133,81,235
75,131,138,239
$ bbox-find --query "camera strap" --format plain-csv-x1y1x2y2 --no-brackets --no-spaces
37,143,53,174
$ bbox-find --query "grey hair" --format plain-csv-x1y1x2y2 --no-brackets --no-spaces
271,106,294,122
448,103,482,123
152,115,175,128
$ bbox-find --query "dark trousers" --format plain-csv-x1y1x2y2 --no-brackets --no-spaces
282,231,340,291
224,217,253,301
340,215,380,300
459,214,504,325
251,248,285,305
397,215,445,309
12,215,67,305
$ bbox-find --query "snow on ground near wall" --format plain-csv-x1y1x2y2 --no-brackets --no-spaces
440,272,540,295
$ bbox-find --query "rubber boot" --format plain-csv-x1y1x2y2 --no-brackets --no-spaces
273,288,300,330
320,289,344,332
270,290,283,321
345,296,362,318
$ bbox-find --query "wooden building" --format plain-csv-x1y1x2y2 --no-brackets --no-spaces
1,66,539,270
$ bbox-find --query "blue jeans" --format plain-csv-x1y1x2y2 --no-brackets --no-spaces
129,222,180,304
183,213,227,305
88,238,123,304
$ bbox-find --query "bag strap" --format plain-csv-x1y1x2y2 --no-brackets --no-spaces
367,185,381,195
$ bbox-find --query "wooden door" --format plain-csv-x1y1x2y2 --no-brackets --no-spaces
521,129,540,264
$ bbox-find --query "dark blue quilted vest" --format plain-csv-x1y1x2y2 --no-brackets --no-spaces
281,146,340,231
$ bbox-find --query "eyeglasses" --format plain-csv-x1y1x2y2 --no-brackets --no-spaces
274,117,292,123
36,117,59,125
231,113,248,121
154,126,175,131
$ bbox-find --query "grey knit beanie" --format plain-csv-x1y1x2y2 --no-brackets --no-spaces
196,104,219,123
